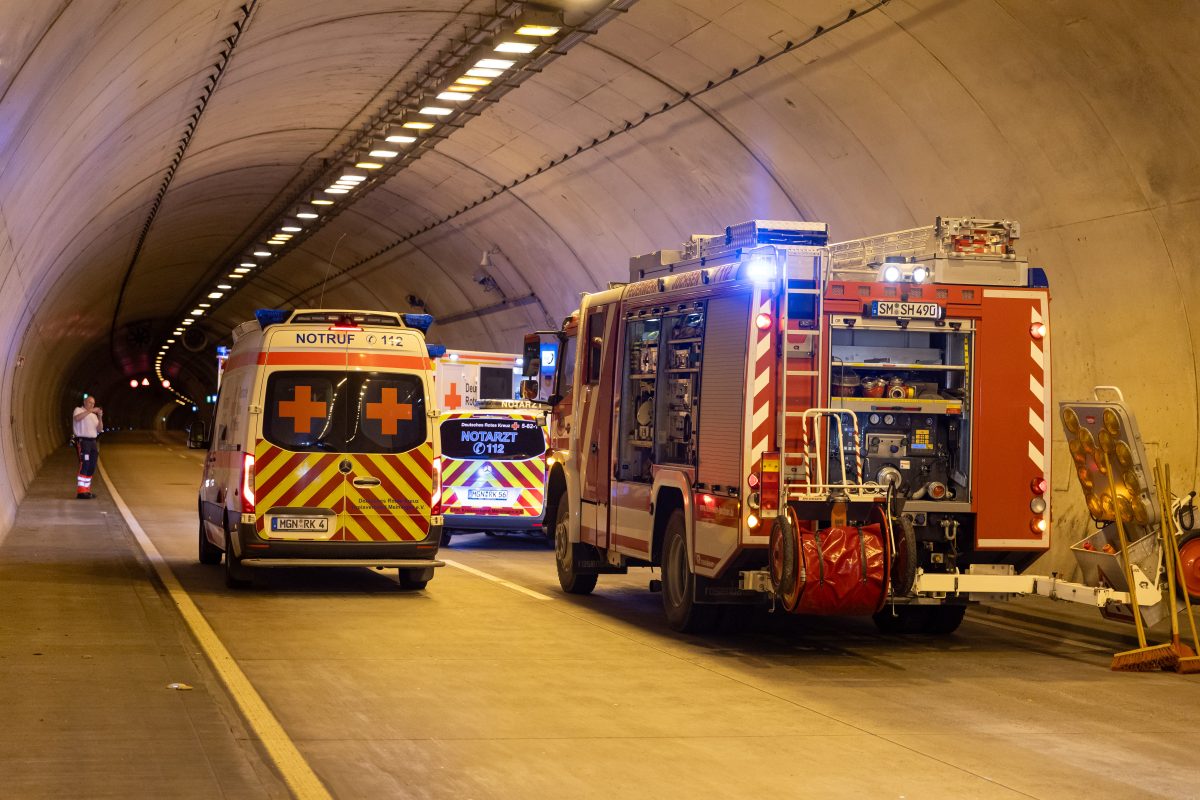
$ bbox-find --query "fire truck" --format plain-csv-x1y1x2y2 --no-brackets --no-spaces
525,217,1060,634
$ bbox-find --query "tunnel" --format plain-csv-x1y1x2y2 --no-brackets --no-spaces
1,1,1198,795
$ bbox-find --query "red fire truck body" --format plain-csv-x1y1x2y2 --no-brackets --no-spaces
528,218,1053,633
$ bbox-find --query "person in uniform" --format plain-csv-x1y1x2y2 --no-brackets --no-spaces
72,396,103,498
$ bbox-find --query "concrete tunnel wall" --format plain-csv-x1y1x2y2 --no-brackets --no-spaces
0,0,1197,580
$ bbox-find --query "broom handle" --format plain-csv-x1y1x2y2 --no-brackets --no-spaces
1155,462,1180,641
1107,451,1148,647
1166,464,1200,652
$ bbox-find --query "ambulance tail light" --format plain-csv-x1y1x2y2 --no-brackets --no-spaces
329,316,363,331
240,453,255,513
431,456,443,515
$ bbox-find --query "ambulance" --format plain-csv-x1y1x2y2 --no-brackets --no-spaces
438,400,551,545
196,308,444,589
433,348,524,409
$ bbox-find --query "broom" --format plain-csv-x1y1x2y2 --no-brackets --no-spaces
1109,451,1178,671
1162,463,1200,673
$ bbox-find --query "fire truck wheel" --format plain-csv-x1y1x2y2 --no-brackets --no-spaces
554,500,597,595
223,526,251,589
199,518,222,565
872,605,922,634
921,604,966,635
440,529,452,547
769,513,798,604
398,567,433,590
1177,531,1200,603
889,515,918,597
662,509,718,633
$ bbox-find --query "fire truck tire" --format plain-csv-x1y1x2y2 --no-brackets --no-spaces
921,604,967,635
890,515,918,597
872,606,922,634
1176,531,1200,603
224,526,251,589
440,530,452,546
554,500,597,595
199,519,222,565
398,567,433,590
662,510,718,634
769,513,798,604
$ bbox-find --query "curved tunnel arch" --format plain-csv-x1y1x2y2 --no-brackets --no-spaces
0,0,1196,580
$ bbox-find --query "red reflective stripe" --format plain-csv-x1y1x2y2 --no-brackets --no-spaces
257,352,430,370
273,454,339,506
256,452,309,500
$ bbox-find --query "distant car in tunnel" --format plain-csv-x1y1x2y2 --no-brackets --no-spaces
196,308,446,589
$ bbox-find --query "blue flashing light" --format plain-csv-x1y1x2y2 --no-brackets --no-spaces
403,313,434,333
191,405,198,412
216,345,230,357
1027,267,1049,289
254,308,290,328
427,344,447,359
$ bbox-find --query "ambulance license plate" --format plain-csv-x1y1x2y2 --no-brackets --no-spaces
870,300,943,320
270,516,330,533
467,488,510,501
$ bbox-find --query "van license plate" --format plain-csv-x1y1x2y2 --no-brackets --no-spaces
870,301,943,320
467,488,510,501
270,517,330,533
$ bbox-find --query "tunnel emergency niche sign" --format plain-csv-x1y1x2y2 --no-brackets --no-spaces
446,418,544,459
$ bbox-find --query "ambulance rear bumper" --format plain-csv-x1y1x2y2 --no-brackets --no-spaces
235,522,443,563
444,514,545,532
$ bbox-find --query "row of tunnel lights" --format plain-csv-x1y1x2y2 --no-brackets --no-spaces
156,18,564,390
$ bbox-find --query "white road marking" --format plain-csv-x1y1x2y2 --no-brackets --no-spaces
968,615,1111,652
97,463,333,800
441,558,553,600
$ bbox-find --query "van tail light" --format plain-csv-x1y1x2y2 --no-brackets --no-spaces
431,456,443,515
241,453,255,513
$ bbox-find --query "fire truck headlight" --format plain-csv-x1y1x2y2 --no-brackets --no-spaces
911,265,928,283
881,264,902,283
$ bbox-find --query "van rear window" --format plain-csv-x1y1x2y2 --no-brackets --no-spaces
265,372,426,454
440,417,545,461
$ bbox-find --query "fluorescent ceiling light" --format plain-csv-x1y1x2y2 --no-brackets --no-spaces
465,68,503,78
324,187,350,194
207,292,223,299
281,222,302,232
368,148,399,158
233,267,251,274
166,339,175,344
228,274,243,279
475,58,515,69
419,106,452,116
311,197,334,205
494,41,537,54
355,159,384,169
437,91,473,101
183,319,194,325
456,76,491,86
190,309,204,316
240,261,256,267
253,250,271,257
296,210,319,219
515,24,559,36
217,284,232,290
385,132,417,143
402,121,434,130
199,303,211,308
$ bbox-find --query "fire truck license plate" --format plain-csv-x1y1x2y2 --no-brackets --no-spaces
270,516,330,533
870,300,943,320
467,488,511,501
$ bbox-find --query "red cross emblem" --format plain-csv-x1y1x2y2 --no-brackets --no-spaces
278,385,327,434
366,387,413,435
444,381,462,408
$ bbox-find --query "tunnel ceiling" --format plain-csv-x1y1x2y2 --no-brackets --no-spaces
1,0,1198,522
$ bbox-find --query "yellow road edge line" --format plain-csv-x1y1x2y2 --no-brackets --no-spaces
441,557,554,601
97,462,333,800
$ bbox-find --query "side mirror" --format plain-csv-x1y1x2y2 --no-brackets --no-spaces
187,421,210,450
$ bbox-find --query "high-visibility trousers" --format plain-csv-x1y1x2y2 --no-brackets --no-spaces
76,437,99,495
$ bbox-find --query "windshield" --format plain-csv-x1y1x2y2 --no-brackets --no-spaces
265,371,426,454
440,417,546,461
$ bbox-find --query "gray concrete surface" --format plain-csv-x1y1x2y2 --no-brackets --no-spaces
2,432,1194,799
